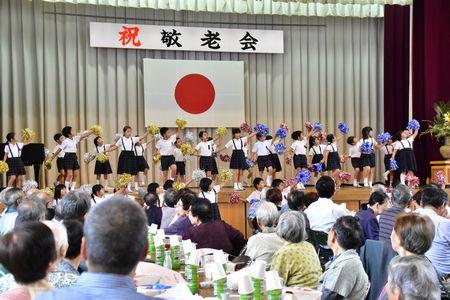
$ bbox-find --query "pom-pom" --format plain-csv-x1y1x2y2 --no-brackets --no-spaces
434,171,446,185
313,163,323,173
218,169,233,182
305,121,312,130
146,124,159,135
296,169,311,185
359,141,372,154
229,192,241,204
96,153,109,163
284,178,297,187
253,123,270,136
274,143,286,155
79,184,93,195
192,169,206,183
44,148,50,157
216,127,228,137
318,132,327,142
312,122,323,132
337,122,349,135
83,153,93,164
173,182,186,190
406,175,420,188
219,154,231,162
21,128,36,143
176,118,187,129
376,132,392,144
275,128,288,139
406,119,420,131
40,187,54,198
117,173,133,188
44,159,52,170
246,158,255,168
152,152,161,164
90,125,102,136
240,122,253,134
180,143,194,155
390,159,399,171
184,131,195,143
0,161,9,175
285,156,292,166
279,122,289,131
339,171,352,183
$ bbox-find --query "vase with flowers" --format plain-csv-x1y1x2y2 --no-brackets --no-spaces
422,102,450,159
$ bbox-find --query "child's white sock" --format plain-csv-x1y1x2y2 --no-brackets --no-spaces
266,175,272,186
71,181,76,190
353,179,359,187
369,181,373,188
400,173,406,184
96,179,100,184
363,178,369,187
65,181,70,190
238,182,244,190
233,182,239,190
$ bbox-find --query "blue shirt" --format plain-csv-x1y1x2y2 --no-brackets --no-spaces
356,208,380,241
35,272,156,300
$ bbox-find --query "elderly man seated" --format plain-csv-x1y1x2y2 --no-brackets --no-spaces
0,188,22,235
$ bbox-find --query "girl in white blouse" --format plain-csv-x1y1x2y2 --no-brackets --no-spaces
3,132,30,187
391,129,419,185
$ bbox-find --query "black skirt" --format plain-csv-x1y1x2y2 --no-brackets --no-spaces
199,156,215,172
397,148,417,173
56,157,65,172
293,154,307,169
360,153,376,168
118,151,137,175
351,157,362,169
94,160,113,175
230,150,246,170
176,161,186,176
312,154,325,172
270,153,282,172
6,157,25,176
211,203,221,220
160,155,175,171
136,156,150,172
63,153,80,171
211,158,219,175
257,155,273,172
384,154,392,171
326,152,341,171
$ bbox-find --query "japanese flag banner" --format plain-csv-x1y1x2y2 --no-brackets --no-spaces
143,59,245,128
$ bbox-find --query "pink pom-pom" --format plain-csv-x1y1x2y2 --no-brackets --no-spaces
229,192,241,204
434,171,446,185
285,156,292,166
240,122,253,134
284,178,296,187
319,132,327,141
339,171,352,183
305,121,312,130
219,154,231,162
406,175,420,188
279,122,289,131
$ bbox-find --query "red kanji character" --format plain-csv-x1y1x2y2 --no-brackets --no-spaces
118,26,141,47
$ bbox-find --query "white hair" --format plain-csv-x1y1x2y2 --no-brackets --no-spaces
256,202,279,228
22,180,38,193
43,220,68,257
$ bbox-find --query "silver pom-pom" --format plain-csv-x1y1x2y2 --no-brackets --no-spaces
114,133,122,143
83,153,93,164
22,180,38,193
192,169,206,183
185,131,195,143
44,148,50,158
79,184,92,195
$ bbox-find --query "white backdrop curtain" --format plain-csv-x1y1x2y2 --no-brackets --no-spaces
0,0,384,187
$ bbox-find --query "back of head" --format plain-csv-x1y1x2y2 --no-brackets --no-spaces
393,214,435,255
199,177,213,192
388,256,440,300
371,184,387,194
0,222,56,284
179,193,196,211
287,190,306,211
163,179,174,191
392,184,412,208
42,220,68,258
84,196,148,274
332,216,363,250
271,179,284,189
147,182,160,194
316,176,335,199
256,202,279,228
63,220,84,260
421,186,447,209
2,187,22,208
16,200,46,223
60,190,91,221
61,126,72,138
22,180,38,194
191,198,212,223
291,131,301,140
277,211,307,243
266,188,282,207
28,191,52,207
163,188,179,207
143,192,159,206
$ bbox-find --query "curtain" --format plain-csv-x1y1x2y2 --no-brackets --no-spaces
40,0,411,18
0,0,384,186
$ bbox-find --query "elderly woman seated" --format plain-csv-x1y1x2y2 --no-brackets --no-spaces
245,202,284,266
270,211,322,288
165,192,195,236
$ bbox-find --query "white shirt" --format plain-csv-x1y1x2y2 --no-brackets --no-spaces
381,144,394,156
156,134,177,156
174,148,184,162
325,143,338,153
291,139,307,155
59,136,80,153
394,137,414,150
246,188,267,202
134,144,147,156
309,145,326,156
4,142,24,158
91,144,110,157
243,146,249,158
195,141,215,157
357,138,377,153
348,145,361,158
199,185,221,203
115,136,139,151
52,145,65,158
225,137,247,150
252,140,271,156
281,186,291,206
305,197,347,232
91,195,106,206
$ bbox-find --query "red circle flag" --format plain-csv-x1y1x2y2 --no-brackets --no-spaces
174,73,215,114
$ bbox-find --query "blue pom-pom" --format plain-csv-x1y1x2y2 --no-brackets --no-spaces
312,122,323,132
337,122,349,135
253,123,270,136
390,159,399,171
275,128,287,139
274,143,286,155
376,132,392,144
296,169,311,185
360,141,372,154
313,163,323,172
246,158,255,168
407,119,420,131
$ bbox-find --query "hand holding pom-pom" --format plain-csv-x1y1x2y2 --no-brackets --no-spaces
176,118,187,129
192,169,206,183
152,152,161,164
407,119,420,131
319,132,327,142
337,122,349,135
21,128,36,143
312,122,323,132
275,128,287,139
218,169,233,182
240,122,252,134
173,182,186,190
305,121,312,130
180,143,194,155
216,127,228,137
117,173,133,188
229,192,241,204
83,153,93,164
253,123,270,136
274,143,286,155
146,124,159,135
339,171,352,183
219,154,231,162
296,169,311,185
90,125,102,136
44,160,52,170
390,159,399,171
246,158,255,168
96,153,109,163
185,131,195,143
0,161,9,175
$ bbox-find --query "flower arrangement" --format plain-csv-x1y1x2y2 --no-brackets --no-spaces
422,102,450,139
434,170,446,186
406,175,420,188
339,171,352,183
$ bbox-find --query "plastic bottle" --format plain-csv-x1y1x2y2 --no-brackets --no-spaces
163,247,172,270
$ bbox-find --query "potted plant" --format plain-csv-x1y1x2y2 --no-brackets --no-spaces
422,102,450,159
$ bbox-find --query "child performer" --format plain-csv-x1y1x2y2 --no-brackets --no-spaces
323,134,342,188
380,138,395,186
52,133,65,185
156,127,182,183
266,135,282,180
208,137,220,181
391,129,419,185
90,136,112,190
289,130,310,174
3,132,29,187
199,177,226,220
194,131,220,179
242,145,254,187
134,136,154,188
251,133,275,187
357,126,381,188
106,126,149,191
308,135,326,181
174,138,186,182
49,126,93,190
346,136,362,188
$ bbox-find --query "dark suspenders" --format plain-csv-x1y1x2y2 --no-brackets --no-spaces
201,189,217,203
121,137,134,151
232,139,243,150
7,144,21,158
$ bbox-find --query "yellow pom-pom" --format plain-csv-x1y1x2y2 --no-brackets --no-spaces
176,118,187,129
0,161,9,174
44,160,52,170
90,125,102,136
96,153,109,163
216,127,228,137
152,152,161,164
218,169,233,182
40,187,54,198
173,182,186,190
117,173,133,188
21,128,36,143
180,143,194,155
147,124,160,135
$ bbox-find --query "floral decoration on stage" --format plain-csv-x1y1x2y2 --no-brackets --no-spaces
406,174,420,188
176,118,187,129
146,124,160,135
229,192,241,204
240,122,252,134
434,170,446,186
337,122,349,135
216,127,228,137
90,125,102,136
192,169,206,183
21,128,36,143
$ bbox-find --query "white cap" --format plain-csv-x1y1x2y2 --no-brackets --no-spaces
182,239,192,253
213,250,227,265
169,235,180,246
251,260,266,280
154,236,165,248
265,270,282,291
149,224,158,235
238,273,255,295
212,262,227,281
187,250,200,266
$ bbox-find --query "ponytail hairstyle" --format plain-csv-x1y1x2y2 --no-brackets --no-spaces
6,132,16,143
392,131,402,142
93,136,101,147
361,190,388,210
326,134,335,144
309,135,317,148
346,136,355,145
91,184,104,199
362,126,373,140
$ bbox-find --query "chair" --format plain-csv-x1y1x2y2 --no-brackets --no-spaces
308,229,333,268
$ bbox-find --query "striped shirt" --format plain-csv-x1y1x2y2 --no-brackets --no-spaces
378,205,404,241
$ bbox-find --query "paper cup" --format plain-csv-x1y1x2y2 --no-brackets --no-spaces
149,224,158,234
265,270,282,291
214,250,228,265
212,262,227,281
156,229,165,238
154,236,165,248
182,239,192,253
187,250,200,266
238,273,255,295
251,260,266,280
170,235,180,246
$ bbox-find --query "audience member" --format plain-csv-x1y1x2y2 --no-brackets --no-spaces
90,184,106,206
0,188,22,235
318,216,369,299
62,220,84,275
245,202,284,266
356,191,388,241
59,191,91,222
182,198,245,257
16,200,46,223
281,190,310,231
271,211,322,288
36,196,155,300
160,188,178,229
143,192,162,228
53,184,67,207
165,193,195,236
379,184,411,241
22,180,38,196
247,178,268,233
265,188,282,210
